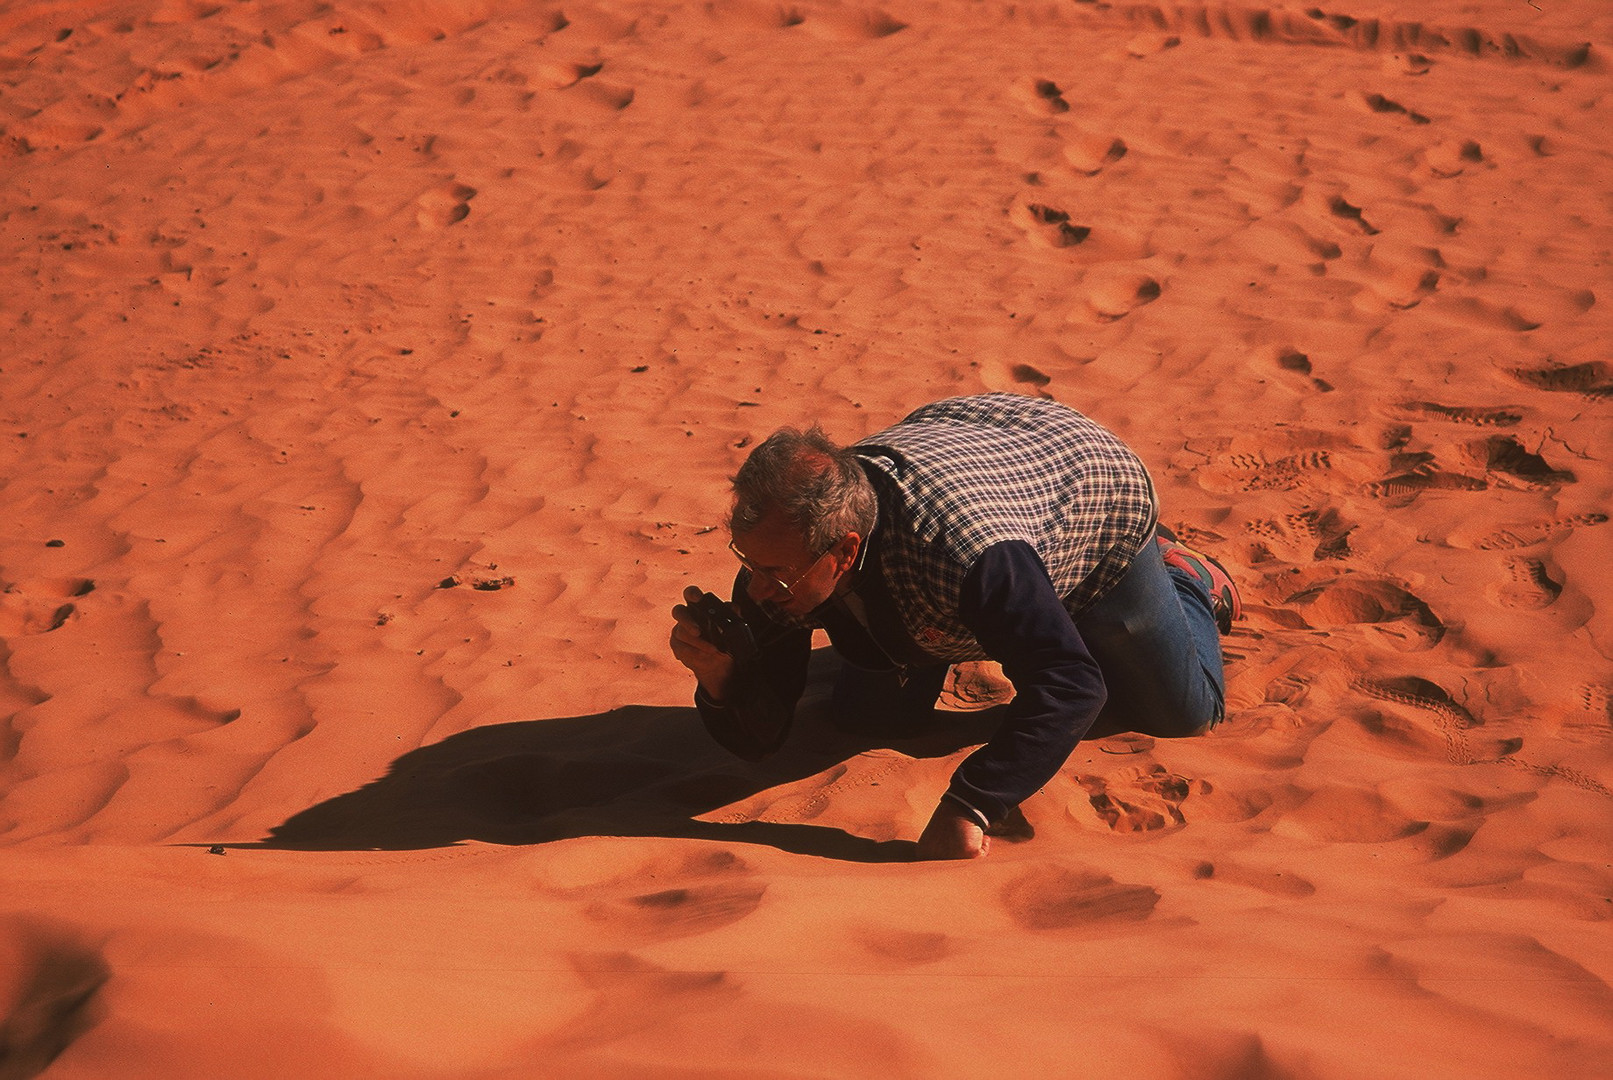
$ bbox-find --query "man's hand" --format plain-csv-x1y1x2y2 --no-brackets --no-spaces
670,586,737,701
915,799,989,861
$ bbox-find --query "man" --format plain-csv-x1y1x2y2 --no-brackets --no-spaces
669,393,1239,860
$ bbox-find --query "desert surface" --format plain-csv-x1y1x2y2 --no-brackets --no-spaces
1,0,1610,1076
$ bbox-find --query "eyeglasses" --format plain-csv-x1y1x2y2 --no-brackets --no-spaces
728,539,833,597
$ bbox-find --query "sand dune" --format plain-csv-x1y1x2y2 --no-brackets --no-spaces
1,0,1609,1076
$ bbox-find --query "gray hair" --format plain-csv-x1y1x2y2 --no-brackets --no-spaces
729,425,877,554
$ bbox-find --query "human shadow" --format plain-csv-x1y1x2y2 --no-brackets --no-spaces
244,651,1006,864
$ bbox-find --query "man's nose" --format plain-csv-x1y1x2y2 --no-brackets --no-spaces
744,573,781,604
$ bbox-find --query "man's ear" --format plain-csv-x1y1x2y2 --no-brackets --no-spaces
834,532,862,574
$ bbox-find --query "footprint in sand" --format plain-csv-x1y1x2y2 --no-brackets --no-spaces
1564,686,1613,743
584,881,768,942
1430,295,1543,333
705,2,805,30
1076,3,1591,68
1185,429,1379,499
800,8,906,40
1191,778,1308,824
1273,784,1431,844
1356,678,1612,798
1352,675,1495,766
1001,864,1161,932
1126,31,1181,58
1361,445,1489,501
1422,138,1484,178
1194,445,1339,496
1206,706,1324,771
1578,684,1611,724
1228,144,1307,213
1151,1031,1293,1080
1344,703,1469,764
415,182,476,228
1464,435,1573,490
1244,507,1354,562
1349,90,1430,124
0,920,109,1073
1062,134,1127,176
534,60,604,89
554,952,735,1050
857,927,951,966
1283,575,1444,649
1508,360,1612,399
1327,193,1380,235
1490,557,1563,610
1448,511,1608,552
1192,859,1316,899
1235,219,1341,270
1367,265,1440,310
572,80,636,110
1362,471,1485,501
1010,202,1090,248
567,951,729,996
1378,777,1536,823
1353,241,1443,309
1003,362,1053,390
1070,267,1160,323
1076,764,1194,833
1382,52,1432,76
1263,671,1313,707
558,846,766,943
0,578,93,637
1389,401,1522,427
1267,348,1334,392
1016,78,1070,115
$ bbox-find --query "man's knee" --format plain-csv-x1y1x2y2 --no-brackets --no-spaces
1162,702,1222,738
1176,715,1218,738
1114,696,1221,739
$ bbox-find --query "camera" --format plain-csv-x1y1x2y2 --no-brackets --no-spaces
689,591,757,662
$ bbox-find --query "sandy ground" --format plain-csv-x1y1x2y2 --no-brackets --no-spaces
1,0,1610,1076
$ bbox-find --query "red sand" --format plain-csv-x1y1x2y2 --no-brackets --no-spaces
2,1,1609,1076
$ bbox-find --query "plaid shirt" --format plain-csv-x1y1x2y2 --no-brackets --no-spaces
702,394,1164,819
845,393,1158,662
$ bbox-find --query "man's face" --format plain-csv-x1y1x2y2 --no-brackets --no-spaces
730,513,852,615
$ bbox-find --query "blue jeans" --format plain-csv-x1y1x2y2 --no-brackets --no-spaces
831,533,1225,738
1073,533,1226,737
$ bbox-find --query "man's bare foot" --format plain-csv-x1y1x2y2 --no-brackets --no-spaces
915,800,989,860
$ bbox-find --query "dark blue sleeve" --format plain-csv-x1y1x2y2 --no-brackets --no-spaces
946,540,1107,824
693,571,814,761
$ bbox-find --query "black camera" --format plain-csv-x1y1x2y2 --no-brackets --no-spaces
689,591,757,662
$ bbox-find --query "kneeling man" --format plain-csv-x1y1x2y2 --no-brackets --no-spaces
670,393,1238,860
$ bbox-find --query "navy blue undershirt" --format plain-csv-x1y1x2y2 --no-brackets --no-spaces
693,538,1108,826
